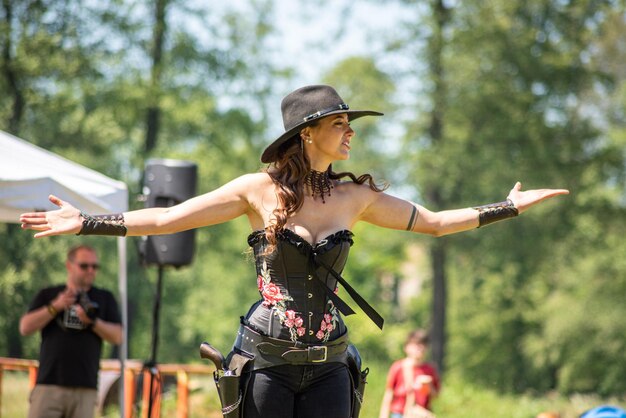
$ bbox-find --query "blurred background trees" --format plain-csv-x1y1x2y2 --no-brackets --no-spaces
1,0,625,407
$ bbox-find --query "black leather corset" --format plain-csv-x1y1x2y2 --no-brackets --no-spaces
245,229,354,344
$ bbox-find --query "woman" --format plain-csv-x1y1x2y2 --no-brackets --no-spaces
20,85,569,418
379,329,440,418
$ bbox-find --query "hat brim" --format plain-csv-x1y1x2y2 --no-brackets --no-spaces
261,110,383,163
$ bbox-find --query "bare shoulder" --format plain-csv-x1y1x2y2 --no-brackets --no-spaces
195,172,273,206
225,172,273,192
235,171,277,202
336,180,418,228
233,172,272,184
335,180,382,203
331,180,385,220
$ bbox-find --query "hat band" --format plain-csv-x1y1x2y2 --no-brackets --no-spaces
303,103,349,122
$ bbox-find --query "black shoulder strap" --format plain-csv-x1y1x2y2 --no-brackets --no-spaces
312,254,384,330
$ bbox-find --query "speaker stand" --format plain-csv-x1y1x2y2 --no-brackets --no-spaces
144,265,165,418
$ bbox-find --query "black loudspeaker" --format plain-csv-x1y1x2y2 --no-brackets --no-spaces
140,159,198,267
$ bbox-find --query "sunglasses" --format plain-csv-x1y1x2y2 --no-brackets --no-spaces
76,262,100,271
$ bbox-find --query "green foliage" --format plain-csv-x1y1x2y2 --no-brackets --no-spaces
323,56,398,184
0,226,120,358
0,0,276,362
1,0,626,405
321,57,437,360
526,216,626,396
388,0,626,396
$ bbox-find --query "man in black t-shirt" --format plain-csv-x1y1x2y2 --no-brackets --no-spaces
20,244,123,418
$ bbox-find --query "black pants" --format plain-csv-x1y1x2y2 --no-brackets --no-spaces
242,362,352,418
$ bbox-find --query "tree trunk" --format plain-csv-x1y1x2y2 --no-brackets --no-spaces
1,0,25,134
430,236,447,373
1,1,25,358
426,0,451,374
144,0,168,154
134,0,168,357
5,224,24,357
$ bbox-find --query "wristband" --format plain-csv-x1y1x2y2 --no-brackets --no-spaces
472,198,519,227
77,212,127,236
46,304,58,317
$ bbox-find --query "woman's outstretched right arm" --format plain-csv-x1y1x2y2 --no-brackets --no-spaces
20,173,262,238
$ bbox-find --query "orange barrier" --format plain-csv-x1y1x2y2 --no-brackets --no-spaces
0,357,214,418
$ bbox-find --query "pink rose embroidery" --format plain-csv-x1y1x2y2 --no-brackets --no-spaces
257,261,345,343
261,282,284,306
316,302,339,341
258,262,303,342
281,309,306,342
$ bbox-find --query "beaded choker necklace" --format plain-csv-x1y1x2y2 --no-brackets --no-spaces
304,170,333,203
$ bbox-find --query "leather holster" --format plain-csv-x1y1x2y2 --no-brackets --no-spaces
346,343,369,418
214,352,253,418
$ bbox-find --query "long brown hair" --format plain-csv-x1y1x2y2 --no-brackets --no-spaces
263,134,388,253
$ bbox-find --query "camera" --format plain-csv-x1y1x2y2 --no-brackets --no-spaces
76,291,99,320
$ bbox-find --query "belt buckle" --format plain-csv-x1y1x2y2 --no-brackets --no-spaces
310,346,327,362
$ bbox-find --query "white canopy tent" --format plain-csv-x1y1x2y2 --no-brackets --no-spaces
0,129,129,408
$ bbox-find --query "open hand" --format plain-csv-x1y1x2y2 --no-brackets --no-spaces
20,195,82,238
507,182,569,214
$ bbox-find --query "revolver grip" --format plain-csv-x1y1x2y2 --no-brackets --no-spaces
200,341,226,371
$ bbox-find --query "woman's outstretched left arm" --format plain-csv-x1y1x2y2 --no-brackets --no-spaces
359,181,569,237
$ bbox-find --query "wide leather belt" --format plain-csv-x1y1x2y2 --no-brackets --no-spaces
234,324,349,368
257,341,346,363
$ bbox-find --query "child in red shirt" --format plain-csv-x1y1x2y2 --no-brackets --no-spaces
379,329,440,418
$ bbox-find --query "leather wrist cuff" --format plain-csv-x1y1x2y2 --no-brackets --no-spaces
77,212,127,236
472,198,519,227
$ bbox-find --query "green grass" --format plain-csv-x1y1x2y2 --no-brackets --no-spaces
358,361,626,418
1,371,30,418
3,369,625,418
0,371,222,418
429,374,626,418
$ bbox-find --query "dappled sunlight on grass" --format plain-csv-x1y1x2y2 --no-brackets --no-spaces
433,374,626,418
2,368,624,418
1,371,30,418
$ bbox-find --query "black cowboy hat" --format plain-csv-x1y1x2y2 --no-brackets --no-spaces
261,85,383,163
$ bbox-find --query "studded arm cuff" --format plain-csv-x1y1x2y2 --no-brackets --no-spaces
472,198,519,227
77,212,127,236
